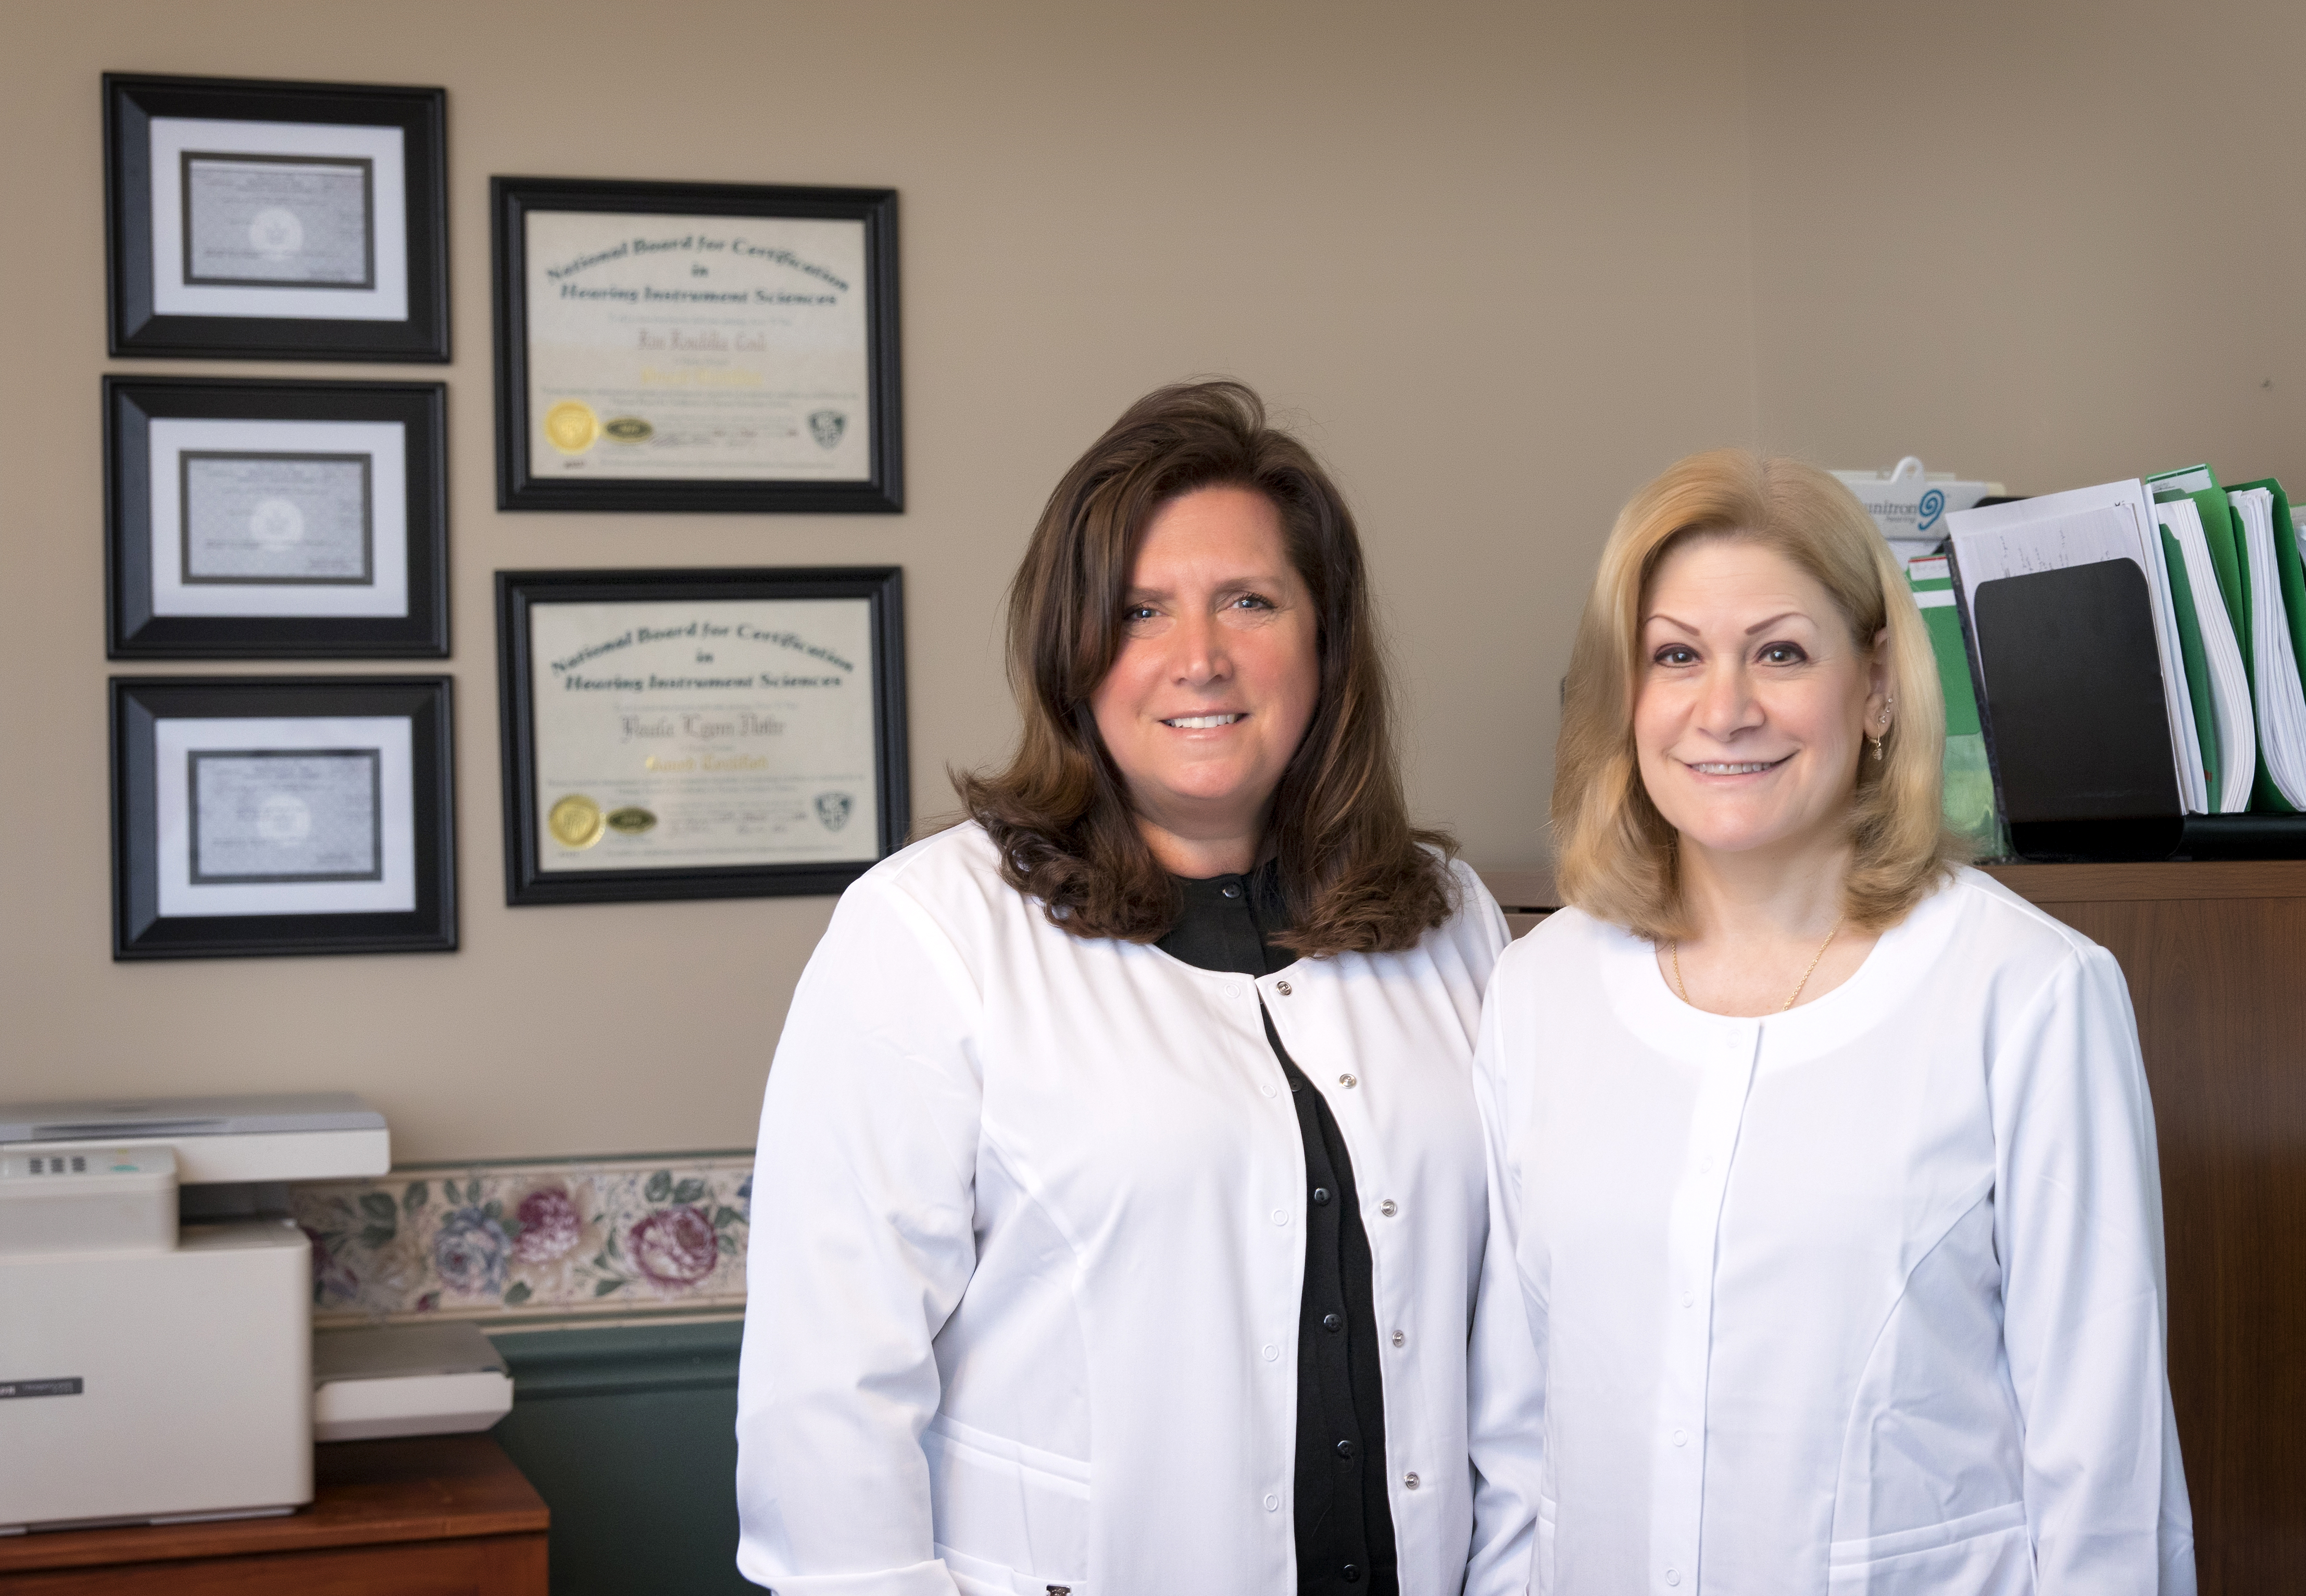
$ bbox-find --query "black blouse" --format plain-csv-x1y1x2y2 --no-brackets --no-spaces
1158,866,1399,1595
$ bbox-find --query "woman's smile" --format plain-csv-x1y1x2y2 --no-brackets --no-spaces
1683,755,1793,776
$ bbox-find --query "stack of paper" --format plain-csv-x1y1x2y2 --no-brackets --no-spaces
2146,468,2254,812
2228,484,2306,809
1945,480,2207,814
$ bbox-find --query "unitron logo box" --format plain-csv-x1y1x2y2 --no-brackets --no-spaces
1835,457,2003,561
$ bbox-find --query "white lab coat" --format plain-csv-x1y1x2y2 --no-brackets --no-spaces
1468,866,2195,1595
736,822,1530,1595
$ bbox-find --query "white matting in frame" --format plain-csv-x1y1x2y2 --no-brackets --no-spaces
154,714,416,918
149,117,408,322
147,417,408,618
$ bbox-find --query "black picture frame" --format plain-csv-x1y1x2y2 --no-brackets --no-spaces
111,676,457,960
492,177,902,513
105,73,449,362
106,376,450,658
497,567,908,904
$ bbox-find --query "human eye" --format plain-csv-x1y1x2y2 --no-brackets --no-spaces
1757,640,1810,666
1651,643,1699,668
1228,591,1276,612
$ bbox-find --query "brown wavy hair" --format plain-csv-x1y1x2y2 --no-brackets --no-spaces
957,380,1456,955
1551,448,1960,942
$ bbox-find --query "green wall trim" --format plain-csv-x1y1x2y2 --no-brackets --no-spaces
494,1317,743,1401
491,1316,750,1595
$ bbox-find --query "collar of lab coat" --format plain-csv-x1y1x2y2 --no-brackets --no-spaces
1589,869,1966,1067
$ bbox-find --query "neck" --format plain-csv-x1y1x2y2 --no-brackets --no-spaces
1135,812,1265,878
1676,827,1851,945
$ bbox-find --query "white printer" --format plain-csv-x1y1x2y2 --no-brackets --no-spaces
0,1093,388,1532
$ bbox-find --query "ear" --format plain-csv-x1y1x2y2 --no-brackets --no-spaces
1863,626,1893,732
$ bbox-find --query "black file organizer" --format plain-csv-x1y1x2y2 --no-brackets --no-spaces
1950,553,2306,860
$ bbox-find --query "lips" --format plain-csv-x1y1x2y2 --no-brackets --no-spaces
1161,713,1245,728
1685,755,1792,774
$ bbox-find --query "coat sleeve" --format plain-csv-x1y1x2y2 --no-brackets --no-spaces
1462,948,1546,1596
1991,944,2196,1595
735,874,984,1595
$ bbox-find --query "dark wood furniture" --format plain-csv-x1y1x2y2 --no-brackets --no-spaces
1481,866,1557,942
1475,860,2306,1592
0,1434,547,1594
1984,861,2306,1591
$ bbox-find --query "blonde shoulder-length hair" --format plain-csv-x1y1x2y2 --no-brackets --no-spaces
1552,448,1961,942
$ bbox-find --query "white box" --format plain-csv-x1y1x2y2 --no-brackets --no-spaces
0,1219,312,1530
1833,457,2004,562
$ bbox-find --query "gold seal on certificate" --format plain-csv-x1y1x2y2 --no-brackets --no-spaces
548,793,604,849
543,400,599,455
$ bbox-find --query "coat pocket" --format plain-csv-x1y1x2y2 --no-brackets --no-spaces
1826,1501,2033,1596
1535,1493,1557,1595
923,1413,1091,1594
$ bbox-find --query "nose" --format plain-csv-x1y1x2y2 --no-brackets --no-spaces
1169,607,1232,687
1693,656,1762,742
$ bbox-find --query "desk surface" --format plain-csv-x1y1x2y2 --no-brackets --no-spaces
0,1433,547,1576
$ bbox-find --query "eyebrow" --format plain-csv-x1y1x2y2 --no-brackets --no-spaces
1642,609,1809,636
1122,573,1294,604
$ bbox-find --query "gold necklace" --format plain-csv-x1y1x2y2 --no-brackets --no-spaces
1671,918,1841,1013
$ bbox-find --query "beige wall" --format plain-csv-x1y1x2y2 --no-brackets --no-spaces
0,0,1758,1158
1745,0,2306,492
20,1,2284,1161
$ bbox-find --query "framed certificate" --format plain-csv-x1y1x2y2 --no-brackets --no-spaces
106,376,449,658
111,676,456,959
105,74,449,362
497,568,908,904
491,178,901,513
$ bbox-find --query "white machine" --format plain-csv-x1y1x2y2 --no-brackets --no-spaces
0,1094,389,1533
314,1320,512,1442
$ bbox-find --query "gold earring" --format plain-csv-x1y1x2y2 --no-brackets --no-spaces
1869,733,1884,761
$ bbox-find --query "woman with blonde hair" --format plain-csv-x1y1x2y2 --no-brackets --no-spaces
1468,450,2194,1593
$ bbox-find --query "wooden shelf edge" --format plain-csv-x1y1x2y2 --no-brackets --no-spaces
1983,859,2306,904
0,1436,547,1575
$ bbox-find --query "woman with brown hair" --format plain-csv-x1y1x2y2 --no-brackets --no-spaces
736,382,1532,1596
1469,450,2194,1593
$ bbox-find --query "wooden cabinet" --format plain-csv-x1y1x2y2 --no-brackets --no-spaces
0,1434,547,1594
1984,861,2306,1591
1476,861,2306,1591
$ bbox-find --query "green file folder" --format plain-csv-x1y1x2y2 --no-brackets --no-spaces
2149,465,2258,813
2229,477,2306,813
1906,555,2007,856
2147,464,2248,654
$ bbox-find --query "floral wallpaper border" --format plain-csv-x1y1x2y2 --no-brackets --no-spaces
292,1153,753,1326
